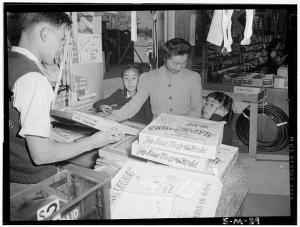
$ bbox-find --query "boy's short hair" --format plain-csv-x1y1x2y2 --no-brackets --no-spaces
18,12,72,31
121,64,143,78
160,38,192,60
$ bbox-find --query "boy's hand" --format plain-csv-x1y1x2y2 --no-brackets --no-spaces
106,127,124,143
90,128,124,148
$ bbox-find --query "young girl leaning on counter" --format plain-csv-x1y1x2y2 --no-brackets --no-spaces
202,92,234,145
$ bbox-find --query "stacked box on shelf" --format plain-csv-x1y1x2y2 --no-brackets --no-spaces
52,90,68,110
242,73,274,87
75,76,88,98
69,93,97,111
94,121,147,172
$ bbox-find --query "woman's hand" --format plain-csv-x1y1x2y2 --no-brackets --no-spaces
100,104,112,114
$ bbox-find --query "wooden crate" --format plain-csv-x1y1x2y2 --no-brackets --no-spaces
10,170,110,221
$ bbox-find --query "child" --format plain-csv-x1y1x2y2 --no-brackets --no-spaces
93,64,153,124
202,92,234,145
8,13,123,194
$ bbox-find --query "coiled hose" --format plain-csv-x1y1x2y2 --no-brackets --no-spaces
236,103,289,152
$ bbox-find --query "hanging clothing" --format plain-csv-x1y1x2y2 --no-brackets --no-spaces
207,9,255,52
222,10,234,52
241,9,255,45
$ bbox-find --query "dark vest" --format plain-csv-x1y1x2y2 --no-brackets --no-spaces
8,51,57,184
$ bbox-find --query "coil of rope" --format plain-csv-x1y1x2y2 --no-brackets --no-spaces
236,103,289,152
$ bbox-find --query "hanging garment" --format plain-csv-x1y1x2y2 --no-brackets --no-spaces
206,10,223,46
207,9,255,52
241,9,255,45
222,9,234,52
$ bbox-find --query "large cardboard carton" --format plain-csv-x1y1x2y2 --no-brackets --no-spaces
139,113,224,159
132,142,238,183
110,160,223,219
131,141,209,171
206,144,239,183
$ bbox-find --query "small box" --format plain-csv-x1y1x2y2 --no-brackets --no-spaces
10,170,110,221
274,77,288,89
277,66,288,78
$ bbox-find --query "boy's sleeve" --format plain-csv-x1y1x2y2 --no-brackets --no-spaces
13,73,53,138
187,72,203,118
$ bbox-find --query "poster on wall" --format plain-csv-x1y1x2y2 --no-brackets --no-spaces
77,33,102,64
77,12,94,34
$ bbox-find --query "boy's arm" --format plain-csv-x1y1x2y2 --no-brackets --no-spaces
13,74,123,165
186,72,203,118
107,74,150,122
26,129,123,165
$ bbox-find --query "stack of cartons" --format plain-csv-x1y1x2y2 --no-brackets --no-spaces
131,113,239,183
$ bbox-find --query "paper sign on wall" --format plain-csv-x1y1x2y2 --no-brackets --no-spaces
78,34,102,64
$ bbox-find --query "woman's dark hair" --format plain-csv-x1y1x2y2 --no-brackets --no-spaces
120,64,143,95
18,12,72,31
206,92,234,124
160,38,192,60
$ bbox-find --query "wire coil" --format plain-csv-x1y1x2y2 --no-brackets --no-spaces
236,103,289,152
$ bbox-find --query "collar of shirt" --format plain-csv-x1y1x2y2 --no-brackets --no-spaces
11,46,40,63
126,91,134,98
11,46,50,77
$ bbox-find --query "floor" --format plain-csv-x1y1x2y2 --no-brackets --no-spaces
104,64,291,217
231,115,290,217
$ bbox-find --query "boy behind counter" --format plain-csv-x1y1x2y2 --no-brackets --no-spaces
8,12,123,195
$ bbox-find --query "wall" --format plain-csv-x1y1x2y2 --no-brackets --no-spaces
72,14,105,101
174,10,196,41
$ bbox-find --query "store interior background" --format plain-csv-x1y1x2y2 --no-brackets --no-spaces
6,9,292,216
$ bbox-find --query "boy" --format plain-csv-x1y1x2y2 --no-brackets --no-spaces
8,13,123,194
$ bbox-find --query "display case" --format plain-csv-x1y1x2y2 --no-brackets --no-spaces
10,170,110,221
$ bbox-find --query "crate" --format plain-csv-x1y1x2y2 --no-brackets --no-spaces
10,170,110,221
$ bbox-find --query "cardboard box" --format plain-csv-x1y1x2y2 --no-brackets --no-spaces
131,141,209,172
277,66,288,78
139,113,224,159
50,110,139,136
132,141,238,183
206,144,239,183
274,77,288,89
110,159,223,218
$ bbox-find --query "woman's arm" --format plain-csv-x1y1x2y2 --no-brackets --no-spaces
187,73,203,118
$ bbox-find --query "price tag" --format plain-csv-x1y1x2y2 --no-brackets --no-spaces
37,198,60,220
